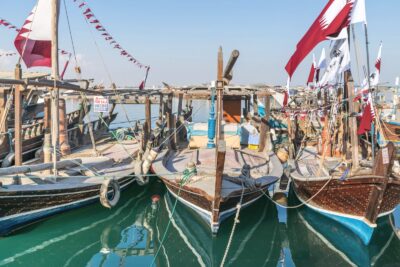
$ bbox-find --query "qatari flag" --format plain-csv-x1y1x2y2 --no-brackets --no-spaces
14,0,52,68
285,0,358,78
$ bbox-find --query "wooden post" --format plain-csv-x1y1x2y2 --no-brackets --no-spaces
107,102,116,124
51,0,60,174
259,95,271,152
58,99,70,155
76,100,85,145
44,97,51,130
144,95,151,147
212,140,226,231
216,47,223,143
287,115,295,159
177,92,183,117
158,93,163,122
253,94,258,117
348,73,359,171
14,64,23,166
42,96,52,163
166,93,176,150
176,93,184,141
0,88,8,149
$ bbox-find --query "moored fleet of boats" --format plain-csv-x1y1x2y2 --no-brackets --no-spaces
0,0,399,265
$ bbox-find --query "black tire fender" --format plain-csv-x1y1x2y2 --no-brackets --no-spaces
100,179,121,209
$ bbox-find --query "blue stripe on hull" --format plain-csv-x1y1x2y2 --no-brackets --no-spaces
310,207,374,245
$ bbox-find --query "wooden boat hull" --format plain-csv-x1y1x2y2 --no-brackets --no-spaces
0,177,134,236
291,176,400,245
162,177,269,232
288,199,398,267
153,147,283,233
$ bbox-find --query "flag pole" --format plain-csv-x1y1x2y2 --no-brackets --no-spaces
364,22,375,164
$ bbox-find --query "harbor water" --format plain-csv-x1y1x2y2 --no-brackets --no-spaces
0,180,399,267
0,103,399,267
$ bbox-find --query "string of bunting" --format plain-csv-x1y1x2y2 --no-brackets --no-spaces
0,17,70,56
72,0,149,70
0,52,17,57
0,18,20,32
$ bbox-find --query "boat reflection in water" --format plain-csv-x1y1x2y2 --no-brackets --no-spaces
287,200,400,267
154,191,282,267
391,206,400,240
1,180,399,266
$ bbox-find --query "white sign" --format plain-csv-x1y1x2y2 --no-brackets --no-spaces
396,77,399,87
93,96,109,113
382,147,389,165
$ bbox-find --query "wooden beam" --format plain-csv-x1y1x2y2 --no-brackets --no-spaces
0,159,82,176
212,140,226,228
223,50,240,84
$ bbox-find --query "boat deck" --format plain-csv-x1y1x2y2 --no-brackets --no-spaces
153,147,282,198
1,139,139,190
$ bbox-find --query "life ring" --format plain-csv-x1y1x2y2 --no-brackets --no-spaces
100,179,121,209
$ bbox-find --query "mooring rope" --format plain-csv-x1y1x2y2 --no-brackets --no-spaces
259,174,334,209
150,169,194,267
220,181,245,267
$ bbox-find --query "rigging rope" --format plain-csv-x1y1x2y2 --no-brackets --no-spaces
79,9,137,132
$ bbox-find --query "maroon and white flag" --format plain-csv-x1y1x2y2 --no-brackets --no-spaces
371,42,382,87
306,54,317,85
285,0,359,79
14,0,52,68
357,93,375,135
315,48,327,82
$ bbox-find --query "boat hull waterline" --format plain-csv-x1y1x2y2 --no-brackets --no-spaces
292,176,400,245
0,177,134,235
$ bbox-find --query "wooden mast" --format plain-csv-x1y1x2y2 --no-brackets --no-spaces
216,47,223,142
212,47,226,232
51,0,60,175
14,64,23,166
347,72,359,171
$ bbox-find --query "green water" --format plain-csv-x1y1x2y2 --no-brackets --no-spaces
0,180,399,267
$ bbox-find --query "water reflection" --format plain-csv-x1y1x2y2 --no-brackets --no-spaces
285,193,400,267
0,181,399,267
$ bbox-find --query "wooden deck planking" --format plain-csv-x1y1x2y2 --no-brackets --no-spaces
160,147,273,197
2,139,139,188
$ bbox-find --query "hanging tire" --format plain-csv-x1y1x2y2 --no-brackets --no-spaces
2,152,15,168
100,179,121,209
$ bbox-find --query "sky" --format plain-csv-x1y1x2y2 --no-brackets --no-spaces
1,0,399,88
